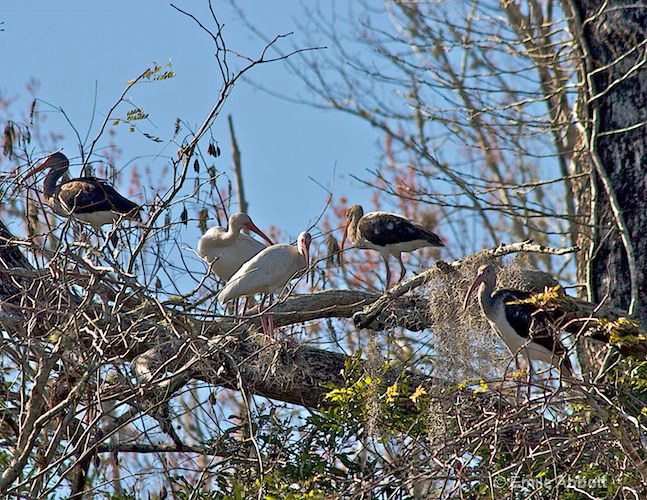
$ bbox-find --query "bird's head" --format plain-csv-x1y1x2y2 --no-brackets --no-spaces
229,212,274,246
346,204,363,218
23,152,70,182
340,204,363,275
340,204,363,254
462,264,496,310
297,231,312,272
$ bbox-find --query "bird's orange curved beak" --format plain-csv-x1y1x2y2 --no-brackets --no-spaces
340,221,350,270
22,161,49,181
23,154,68,181
462,273,485,310
303,244,310,275
245,222,274,247
300,237,311,284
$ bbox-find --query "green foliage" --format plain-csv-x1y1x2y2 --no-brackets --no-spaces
618,358,647,395
161,404,357,498
132,60,176,83
111,61,175,138
112,107,151,133
164,352,443,498
596,317,646,348
506,285,567,309
321,350,432,439
609,358,647,424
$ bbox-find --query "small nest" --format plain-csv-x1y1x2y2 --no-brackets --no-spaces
241,335,307,387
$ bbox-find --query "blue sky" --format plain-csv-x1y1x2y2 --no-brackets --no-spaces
1,1,380,238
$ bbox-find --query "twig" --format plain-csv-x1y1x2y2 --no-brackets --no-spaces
228,115,247,215
81,70,149,175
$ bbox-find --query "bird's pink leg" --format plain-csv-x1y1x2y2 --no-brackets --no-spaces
242,297,250,318
259,294,268,337
266,294,275,339
234,299,240,321
268,313,275,339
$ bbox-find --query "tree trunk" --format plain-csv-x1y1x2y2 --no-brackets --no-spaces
567,0,647,332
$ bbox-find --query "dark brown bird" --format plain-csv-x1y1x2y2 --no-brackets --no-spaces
24,152,141,230
463,264,573,377
341,204,443,288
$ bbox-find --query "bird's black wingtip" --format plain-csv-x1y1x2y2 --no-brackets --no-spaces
427,233,445,247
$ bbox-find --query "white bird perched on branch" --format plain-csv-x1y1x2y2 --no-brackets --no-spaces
219,231,312,337
197,212,274,281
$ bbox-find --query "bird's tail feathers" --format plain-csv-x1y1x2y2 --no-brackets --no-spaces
426,231,444,247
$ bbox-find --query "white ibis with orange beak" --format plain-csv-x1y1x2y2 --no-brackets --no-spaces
219,231,311,336
24,152,141,230
463,264,573,377
341,204,443,288
197,213,274,281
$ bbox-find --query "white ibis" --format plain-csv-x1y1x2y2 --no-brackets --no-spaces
341,204,443,288
24,152,141,230
197,212,274,281
219,231,311,336
463,264,573,378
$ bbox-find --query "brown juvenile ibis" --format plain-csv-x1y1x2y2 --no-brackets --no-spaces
341,204,443,288
219,231,311,336
463,264,573,378
24,152,141,230
197,212,274,281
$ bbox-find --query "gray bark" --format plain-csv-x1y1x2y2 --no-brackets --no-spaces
568,0,647,324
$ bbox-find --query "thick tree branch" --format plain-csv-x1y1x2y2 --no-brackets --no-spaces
1,218,644,421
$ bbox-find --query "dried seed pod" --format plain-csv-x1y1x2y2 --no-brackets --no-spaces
198,208,208,233
3,122,16,158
